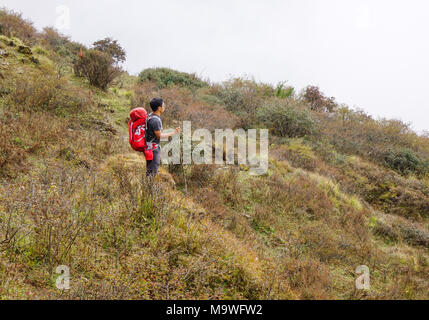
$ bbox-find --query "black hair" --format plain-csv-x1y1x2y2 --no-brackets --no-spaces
150,98,164,112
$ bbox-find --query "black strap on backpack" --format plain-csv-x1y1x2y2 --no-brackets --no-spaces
145,114,159,151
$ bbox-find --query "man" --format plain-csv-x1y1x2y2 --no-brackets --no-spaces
145,98,181,177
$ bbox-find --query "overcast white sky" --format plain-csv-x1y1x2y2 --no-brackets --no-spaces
2,0,428,133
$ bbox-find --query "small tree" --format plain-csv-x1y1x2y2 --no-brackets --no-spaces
303,86,337,113
93,37,126,65
73,38,126,90
73,50,122,90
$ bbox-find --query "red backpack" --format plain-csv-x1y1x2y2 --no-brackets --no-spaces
128,108,148,152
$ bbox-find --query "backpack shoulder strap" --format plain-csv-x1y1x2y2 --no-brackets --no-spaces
145,114,161,150
145,113,154,128
129,121,134,142
145,114,155,143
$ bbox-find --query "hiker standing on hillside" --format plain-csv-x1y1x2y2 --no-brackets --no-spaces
145,98,181,178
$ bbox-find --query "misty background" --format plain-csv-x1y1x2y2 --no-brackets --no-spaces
1,0,428,133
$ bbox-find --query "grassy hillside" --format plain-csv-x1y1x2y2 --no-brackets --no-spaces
0,9,428,299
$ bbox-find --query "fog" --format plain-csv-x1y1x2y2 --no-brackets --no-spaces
2,0,428,132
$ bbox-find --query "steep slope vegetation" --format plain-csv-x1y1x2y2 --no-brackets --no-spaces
0,10,428,299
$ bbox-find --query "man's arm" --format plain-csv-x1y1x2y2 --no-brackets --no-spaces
155,127,181,140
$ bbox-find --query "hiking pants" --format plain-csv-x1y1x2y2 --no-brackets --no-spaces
146,148,160,177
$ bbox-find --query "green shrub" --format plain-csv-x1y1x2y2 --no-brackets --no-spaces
384,148,427,175
214,78,274,128
216,86,245,109
138,67,208,90
257,99,317,138
275,82,294,99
